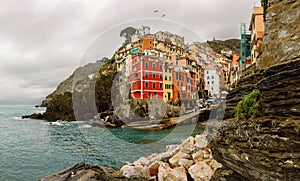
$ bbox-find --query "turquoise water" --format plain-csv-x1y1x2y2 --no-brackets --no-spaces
0,105,204,180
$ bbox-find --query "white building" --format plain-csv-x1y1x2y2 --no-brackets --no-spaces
131,26,150,42
204,64,221,97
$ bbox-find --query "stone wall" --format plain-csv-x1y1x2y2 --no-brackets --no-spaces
257,0,300,68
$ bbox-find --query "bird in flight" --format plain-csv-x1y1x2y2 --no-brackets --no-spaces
162,14,166,17
153,10,159,13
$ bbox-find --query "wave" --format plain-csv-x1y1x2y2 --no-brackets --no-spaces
79,124,92,128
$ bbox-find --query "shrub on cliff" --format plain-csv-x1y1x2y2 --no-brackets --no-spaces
235,89,261,121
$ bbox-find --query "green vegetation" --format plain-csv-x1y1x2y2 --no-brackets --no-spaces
235,89,261,120
207,39,240,55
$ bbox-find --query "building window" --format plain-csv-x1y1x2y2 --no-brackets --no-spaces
145,82,149,88
145,62,149,68
135,73,138,78
153,73,156,78
152,82,156,88
207,81,209,84
212,81,214,84
160,64,163,70
207,71,209,74
165,76,168,80
152,63,156,69
160,74,162,79
160,83,163,88
207,76,209,79
169,76,171,81
212,76,214,79
145,72,148,78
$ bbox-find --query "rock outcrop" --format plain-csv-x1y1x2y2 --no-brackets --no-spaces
225,59,300,119
23,58,118,121
209,117,300,180
37,162,146,181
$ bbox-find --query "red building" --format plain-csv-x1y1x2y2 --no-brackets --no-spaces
130,55,164,99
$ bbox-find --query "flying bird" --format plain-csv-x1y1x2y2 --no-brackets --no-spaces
162,14,166,17
153,10,159,13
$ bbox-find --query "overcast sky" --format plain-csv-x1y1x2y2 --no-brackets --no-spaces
0,0,257,104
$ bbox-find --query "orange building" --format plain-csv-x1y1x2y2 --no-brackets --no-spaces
141,34,155,52
249,6,264,65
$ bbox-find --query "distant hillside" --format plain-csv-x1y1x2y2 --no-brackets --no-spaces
207,39,240,55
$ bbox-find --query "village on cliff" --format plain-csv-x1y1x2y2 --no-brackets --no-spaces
109,4,265,110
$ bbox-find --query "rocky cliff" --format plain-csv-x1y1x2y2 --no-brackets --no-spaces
23,58,117,121
210,0,300,180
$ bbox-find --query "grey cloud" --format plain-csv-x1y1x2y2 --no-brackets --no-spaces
0,0,256,103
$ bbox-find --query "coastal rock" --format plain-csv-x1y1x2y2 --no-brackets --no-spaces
158,164,187,181
149,151,174,164
188,162,214,181
148,161,163,177
209,117,300,180
180,136,195,153
192,150,205,162
210,159,222,170
133,157,150,166
120,164,149,179
165,144,181,154
194,134,208,150
36,162,118,181
168,152,191,167
178,158,194,169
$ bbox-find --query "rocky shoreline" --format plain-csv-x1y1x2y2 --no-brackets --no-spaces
38,133,222,181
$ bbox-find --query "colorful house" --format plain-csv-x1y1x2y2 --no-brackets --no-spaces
129,52,164,100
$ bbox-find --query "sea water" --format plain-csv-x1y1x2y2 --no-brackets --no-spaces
0,105,204,180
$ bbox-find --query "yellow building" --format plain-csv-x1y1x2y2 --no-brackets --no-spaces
163,54,175,101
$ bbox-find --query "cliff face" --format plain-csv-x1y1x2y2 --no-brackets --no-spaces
210,117,300,180
210,0,300,180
